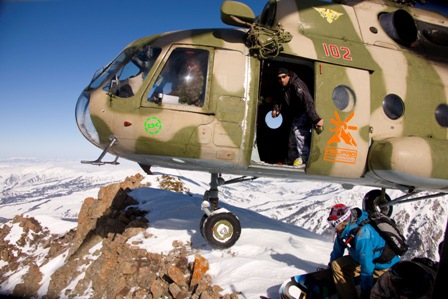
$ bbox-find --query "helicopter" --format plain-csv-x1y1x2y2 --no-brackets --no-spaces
75,0,448,252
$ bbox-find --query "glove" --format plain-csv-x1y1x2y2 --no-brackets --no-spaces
272,104,281,117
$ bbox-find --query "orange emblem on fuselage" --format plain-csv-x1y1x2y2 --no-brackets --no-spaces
323,111,358,164
328,111,358,146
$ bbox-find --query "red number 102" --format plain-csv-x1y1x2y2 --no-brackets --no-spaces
322,43,353,61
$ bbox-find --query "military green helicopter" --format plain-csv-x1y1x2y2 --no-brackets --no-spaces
76,0,448,251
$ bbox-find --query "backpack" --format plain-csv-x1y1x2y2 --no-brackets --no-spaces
411,257,439,273
349,210,408,264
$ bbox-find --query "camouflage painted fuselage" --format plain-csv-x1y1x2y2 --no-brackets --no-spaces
76,0,448,192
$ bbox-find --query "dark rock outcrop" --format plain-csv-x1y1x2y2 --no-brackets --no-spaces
0,174,240,298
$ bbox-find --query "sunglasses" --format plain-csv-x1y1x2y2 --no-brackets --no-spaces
278,75,288,80
328,217,346,228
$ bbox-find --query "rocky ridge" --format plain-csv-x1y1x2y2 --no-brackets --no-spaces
0,174,240,299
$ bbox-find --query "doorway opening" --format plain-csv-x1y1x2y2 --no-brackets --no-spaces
253,57,315,167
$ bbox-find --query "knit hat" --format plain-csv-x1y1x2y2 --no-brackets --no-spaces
327,204,351,227
277,67,289,76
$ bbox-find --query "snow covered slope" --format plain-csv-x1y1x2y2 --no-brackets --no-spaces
0,158,446,298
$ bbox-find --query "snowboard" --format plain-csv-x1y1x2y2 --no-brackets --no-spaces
279,269,337,299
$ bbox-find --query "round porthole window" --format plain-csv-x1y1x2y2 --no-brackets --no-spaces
435,103,448,128
382,94,404,120
332,85,356,111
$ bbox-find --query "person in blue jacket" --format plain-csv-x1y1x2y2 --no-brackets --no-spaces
327,204,400,299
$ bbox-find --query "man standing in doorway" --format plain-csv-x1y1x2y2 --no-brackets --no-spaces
272,67,324,167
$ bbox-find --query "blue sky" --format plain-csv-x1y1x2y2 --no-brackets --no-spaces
0,0,446,160
0,0,266,160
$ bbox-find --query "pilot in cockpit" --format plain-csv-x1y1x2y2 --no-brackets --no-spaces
148,48,207,107
170,55,205,106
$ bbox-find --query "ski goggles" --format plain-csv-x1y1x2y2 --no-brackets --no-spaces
327,210,351,227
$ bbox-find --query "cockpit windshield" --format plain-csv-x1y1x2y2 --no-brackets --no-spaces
87,45,161,92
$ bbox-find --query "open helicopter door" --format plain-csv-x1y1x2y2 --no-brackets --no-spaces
306,62,371,179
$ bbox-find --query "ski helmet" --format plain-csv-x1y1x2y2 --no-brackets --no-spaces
327,203,351,227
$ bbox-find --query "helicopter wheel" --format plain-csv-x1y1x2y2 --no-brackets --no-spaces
200,209,241,249
362,189,393,216
199,214,207,238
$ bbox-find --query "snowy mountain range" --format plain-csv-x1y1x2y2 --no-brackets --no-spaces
0,158,447,298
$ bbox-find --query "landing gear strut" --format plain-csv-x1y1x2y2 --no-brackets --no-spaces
362,188,447,217
199,173,254,249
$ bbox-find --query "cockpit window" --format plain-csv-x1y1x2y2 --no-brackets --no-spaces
88,48,134,90
147,47,209,107
88,45,162,98
110,45,162,98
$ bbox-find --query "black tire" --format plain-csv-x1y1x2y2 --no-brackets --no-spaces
362,189,393,216
201,211,241,249
199,214,207,238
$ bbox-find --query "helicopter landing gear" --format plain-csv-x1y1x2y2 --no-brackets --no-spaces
200,207,241,249
200,173,242,249
362,189,392,216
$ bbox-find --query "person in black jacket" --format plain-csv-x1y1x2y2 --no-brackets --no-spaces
370,241,443,299
272,67,324,167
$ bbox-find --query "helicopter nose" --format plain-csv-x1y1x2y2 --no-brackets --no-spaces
75,91,100,147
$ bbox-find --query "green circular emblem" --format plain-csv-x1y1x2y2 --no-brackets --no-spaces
144,116,162,135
